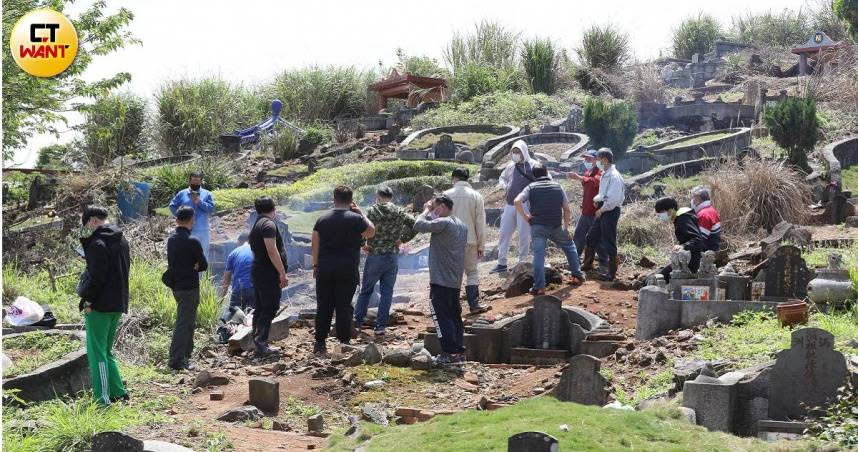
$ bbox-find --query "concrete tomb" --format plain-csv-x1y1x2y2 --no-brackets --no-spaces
763,245,813,300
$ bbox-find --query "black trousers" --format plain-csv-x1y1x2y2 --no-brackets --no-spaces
586,206,621,258
315,266,357,344
253,282,281,348
169,288,199,369
430,284,465,355
658,249,702,283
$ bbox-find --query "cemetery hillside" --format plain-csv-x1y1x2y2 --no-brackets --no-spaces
4,1,858,451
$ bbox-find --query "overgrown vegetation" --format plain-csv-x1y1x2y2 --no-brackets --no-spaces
408,132,498,150
576,24,630,71
764,97,819,171
835,0,858,40
3,332,81,378
521,37,559,95
140,157,237,206
410,91,570,129
583,98,638,159
673,13,723,60
260,66,376,121
805,380,858,448
443,20,520,76
730,8,815,48
79,92,147,167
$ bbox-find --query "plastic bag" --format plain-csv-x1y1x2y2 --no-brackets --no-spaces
4,296,45,326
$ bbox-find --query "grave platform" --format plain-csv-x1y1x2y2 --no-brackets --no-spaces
509,348,568,365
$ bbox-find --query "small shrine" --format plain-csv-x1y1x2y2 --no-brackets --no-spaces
791,32,844,76
368,69,449,113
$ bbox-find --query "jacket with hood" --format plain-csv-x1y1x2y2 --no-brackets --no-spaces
80,224,131,313
498,140,550,205
167,226,209,291
673,207,705,272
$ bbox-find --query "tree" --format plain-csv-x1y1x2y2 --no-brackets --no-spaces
764,97,819,171
2,0,138,164
393,48,449,79
834,0,858,40
36,143,71,169
80,92,147,167
583,99,638,160
576,24,630,71
673,13,723,60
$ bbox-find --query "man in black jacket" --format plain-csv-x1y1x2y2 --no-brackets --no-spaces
249,196,288,356
654,197,705,282
166,205,208,370
79,205,131,405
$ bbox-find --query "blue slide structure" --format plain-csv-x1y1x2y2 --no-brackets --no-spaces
219,99,304,152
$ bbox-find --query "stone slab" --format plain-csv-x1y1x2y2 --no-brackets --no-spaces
248,378,280,414
508,431,558,452
2,347,89,403
551,354,608,406
635,285,677,340
682,375,738,433
228,312,290,353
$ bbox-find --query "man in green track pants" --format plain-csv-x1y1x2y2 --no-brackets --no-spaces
78,206,131,405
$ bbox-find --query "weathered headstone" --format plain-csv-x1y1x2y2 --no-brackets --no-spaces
412,185,435,211
432,134,457,160
507,431,558,452
92,431,144,452
527,296,564,350
769,328,848,420
763,245,812,299
248,378,280,414
551,354,608,406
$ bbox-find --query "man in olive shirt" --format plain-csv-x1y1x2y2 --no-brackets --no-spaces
248,196,288,357
312,186,375,355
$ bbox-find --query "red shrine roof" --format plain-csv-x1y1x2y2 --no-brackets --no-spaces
792,31,843,54
368,69,448,92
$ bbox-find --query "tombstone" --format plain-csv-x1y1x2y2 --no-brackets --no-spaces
248,378,280,414
769,328,849,420
524,296,564,350
763,245,813,299
551,355,608,406
91,431,144,452
507,432,558,452
432,134,457,160
455,149,474,163
412,185,435,211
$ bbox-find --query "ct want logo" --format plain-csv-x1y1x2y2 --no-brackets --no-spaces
9,8,78,77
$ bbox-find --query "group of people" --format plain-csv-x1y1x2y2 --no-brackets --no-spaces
75,148,724,404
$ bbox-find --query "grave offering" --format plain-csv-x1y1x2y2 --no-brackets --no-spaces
507,432,558,452
763,245,813,300
806,253,855,306
551,354,608,406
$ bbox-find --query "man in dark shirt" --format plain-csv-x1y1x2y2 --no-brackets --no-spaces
654,197,705,283
248,196,289,356
165,206,208,371
312,186,375,355
78,205,130,405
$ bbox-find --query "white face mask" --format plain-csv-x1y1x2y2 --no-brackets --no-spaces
583,161,593,170
658,212,671,222
690,200,697,209
511,153,522,163
596,160,605,171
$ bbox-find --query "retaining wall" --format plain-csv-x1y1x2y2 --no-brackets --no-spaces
821,135,858,187
397,124,520,162
641,128,751,166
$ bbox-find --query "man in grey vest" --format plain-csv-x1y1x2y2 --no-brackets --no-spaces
514,163,585,296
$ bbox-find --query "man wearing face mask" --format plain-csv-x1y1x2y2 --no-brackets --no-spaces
413,195,468,365
689,186,722,252
654,197,705,283
169,171,215,261
569,150,606,269
492,140,544,273
584,148,624,281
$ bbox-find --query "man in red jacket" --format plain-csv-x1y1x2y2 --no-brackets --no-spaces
569,150,605,271
690,186,722,252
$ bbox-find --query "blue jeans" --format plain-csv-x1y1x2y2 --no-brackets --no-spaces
531,224,584,290
573,214,607,266
353,253,399,332
229,287,257,311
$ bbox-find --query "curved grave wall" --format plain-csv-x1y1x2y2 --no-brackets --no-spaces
821,135,858,187
480,132,590,180
641,128,751,166
129,154,198,169
397,124,520,161
2,330,89,403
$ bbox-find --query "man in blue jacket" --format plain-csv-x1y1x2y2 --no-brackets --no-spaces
169,172,215,261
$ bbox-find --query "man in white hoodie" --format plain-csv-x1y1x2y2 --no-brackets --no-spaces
491,140,545,273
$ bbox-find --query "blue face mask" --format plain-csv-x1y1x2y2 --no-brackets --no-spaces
583,162,593,170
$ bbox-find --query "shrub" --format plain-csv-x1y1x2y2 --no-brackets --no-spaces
36,143,72,169
410,91,570,129
583,98,638,159
576,24,630,71
806,379,858,448
672,13,723,60
443,20,520,74
729,9,813,47
79,92,147,167
155,78,262,154
141,157,237,206
522,37,559,95
835,0,858,40
261,66,376,121
703,158,812,232
303,126,332,147
763,97,819,170
393,48,449,78
264,129,299,161
451,64,522,102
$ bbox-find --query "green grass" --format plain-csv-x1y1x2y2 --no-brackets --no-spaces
640,174,702,198
210,160,472,211
327,397,806,451
751,136,789,159
842,165,858,192
3,262,83,323
266,164,308,178
408,132,498,150
410,91,571,129
3,333,81,378
659,132,735,150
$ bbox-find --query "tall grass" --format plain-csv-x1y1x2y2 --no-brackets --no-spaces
411,91,570,129
729,8,814,47
443,20,520,74
140,157,237,206
155,77,263,154
576,24,630,71
672,13,723,60
260,66,376,121
522,37,559,95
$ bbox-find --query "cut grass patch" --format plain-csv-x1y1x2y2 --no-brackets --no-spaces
659,131,735,150
327,396,807,451
408,132,498,150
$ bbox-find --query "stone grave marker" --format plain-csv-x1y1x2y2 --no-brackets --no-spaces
769,328,848,420
412,185,436,211
764,245,812,299
525,295,564,350
551,354,608,406
432,134,457,160
508,431,558,452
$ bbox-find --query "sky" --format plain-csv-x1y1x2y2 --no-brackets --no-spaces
9,0,810,167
